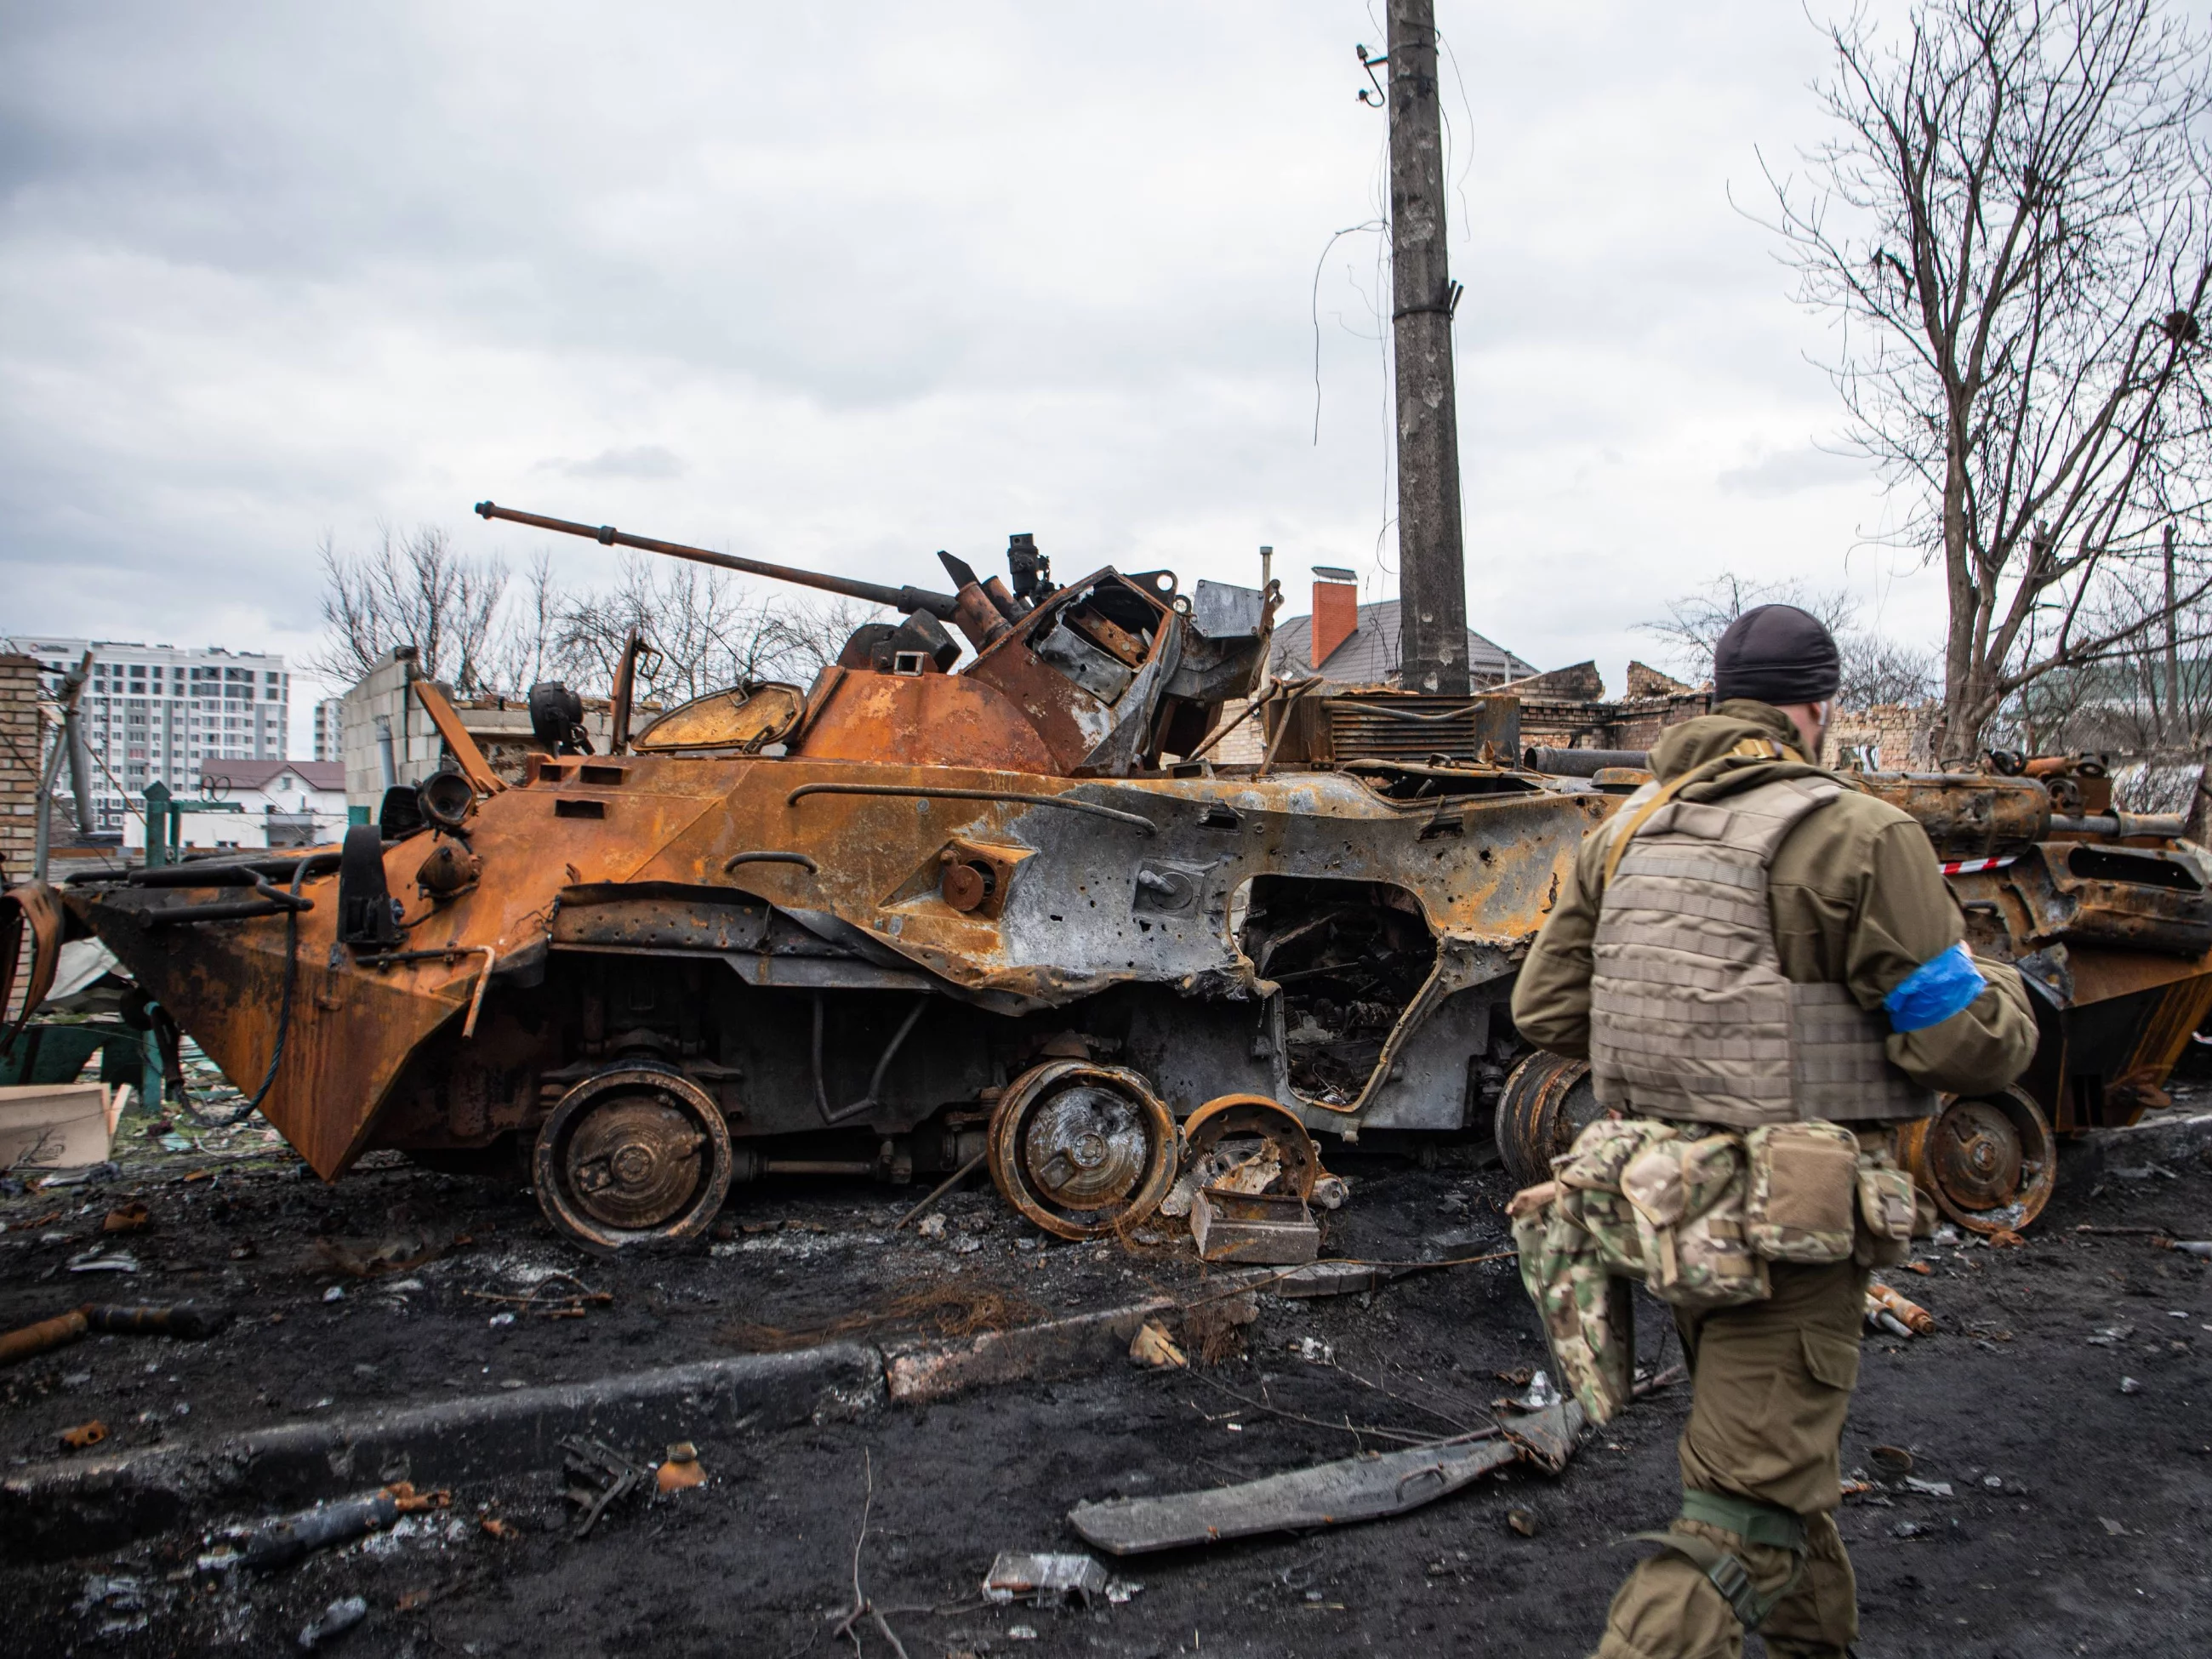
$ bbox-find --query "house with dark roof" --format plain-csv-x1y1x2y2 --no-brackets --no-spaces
1266,569,1537,687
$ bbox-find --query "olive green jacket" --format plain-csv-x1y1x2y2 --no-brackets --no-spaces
1510,701,2037,1101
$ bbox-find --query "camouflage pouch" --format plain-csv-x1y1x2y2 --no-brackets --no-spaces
1554,1116,1675,1276
1743,1120,1860,1264
1621,1134,1770,1309
1854,1160,1917,1268
1509,1182,1634,1425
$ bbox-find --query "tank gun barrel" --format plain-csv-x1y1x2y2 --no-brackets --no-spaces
473,501,963,621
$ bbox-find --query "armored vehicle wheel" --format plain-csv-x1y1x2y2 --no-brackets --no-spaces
533,1067,733,1250
1897,1086,2055,1237
1496,1052,1604,1189
1182,1094,1320,1200
989,1061,1178,1240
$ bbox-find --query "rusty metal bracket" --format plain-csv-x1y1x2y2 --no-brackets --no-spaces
411,679,506,798
785,782,1156,834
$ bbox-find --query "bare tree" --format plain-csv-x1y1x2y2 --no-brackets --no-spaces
1641,571,1938,710
1762,0,2212,762
547,556,883,704
306,526,509,693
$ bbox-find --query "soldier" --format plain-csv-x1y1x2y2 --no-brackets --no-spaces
1510,603,2037,1659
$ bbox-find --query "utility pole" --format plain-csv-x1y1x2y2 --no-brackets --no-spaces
1378,0,1469,695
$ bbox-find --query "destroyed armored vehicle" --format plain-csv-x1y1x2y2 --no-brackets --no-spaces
7,506,1622,1249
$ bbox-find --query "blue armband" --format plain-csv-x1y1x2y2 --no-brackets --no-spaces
1882,942,1986,1033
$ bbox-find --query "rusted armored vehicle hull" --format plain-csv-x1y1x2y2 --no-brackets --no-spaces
9,506,1626,1249
42,761,1607,1246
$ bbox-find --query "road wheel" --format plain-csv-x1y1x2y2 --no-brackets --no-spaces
1897,1085,2056,1236
989,1061,1177,1240
533,1067,733,1250
1495,1052,1604,1189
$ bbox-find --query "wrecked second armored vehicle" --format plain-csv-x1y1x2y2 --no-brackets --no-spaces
15,506,1623,1248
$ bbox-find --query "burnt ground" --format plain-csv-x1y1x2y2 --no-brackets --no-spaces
3,1090,2212,1657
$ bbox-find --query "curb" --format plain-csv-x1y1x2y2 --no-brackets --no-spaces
0,1343,882,1563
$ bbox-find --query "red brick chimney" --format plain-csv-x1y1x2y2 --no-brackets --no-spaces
1310,567,1359,673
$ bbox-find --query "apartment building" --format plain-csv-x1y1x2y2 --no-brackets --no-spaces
1,636,292,834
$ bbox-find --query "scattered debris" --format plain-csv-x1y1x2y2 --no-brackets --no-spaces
298,1594,368,1650
1868,1281,1936,1336
2169,1240,2212,1259
1870,1445,1915,1478
983,1551,1111,1606
892,1149,989,1232
2120,1376,2144,1394
480,1517,518,1540
1069,1401,1585,1555
1904,1477,1954,1497
464,1272,610,1320
562,1436,649,1538
244,1489,404,1571
311,1232,448,1279
916,1213,948,1240
1507,1508,1539,1537
657,1441,707,1492
1128,1320,1187,1369
1286,1335,1334,1364
101,1200,150,1233
2099,1516,2129,1537
59,1419,106,1451
66,1250,139,1274
1190,1187,1320,1264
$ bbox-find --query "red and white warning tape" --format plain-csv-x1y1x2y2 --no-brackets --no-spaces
1940,855,2015,876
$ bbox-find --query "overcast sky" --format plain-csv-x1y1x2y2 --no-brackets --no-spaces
0,1,1940,750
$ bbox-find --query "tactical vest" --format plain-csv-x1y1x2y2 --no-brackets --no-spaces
1588,774,1935,1128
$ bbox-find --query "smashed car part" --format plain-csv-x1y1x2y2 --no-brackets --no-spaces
1867,1280,1935,1336
983,1552,1111,1606
1189,1188,1320,1264
1,1302,232,1365
1069,1400,1585,1555
299,1595,368,1649
1495,1052,1601,1189
989,1062,1178,1240
242,1489,402,1572
656,1441,706,1491
1896,1086,2057,1237
562,1435,649,1538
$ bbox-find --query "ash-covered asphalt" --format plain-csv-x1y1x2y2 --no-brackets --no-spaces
3,1094,2211,1657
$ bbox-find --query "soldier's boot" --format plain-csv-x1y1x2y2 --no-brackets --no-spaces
1592,1493,1846,1659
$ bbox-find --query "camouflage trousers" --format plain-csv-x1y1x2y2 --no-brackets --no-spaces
1592,1261,1867,1659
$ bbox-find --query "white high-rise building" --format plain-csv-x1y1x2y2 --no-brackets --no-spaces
313,697,345,763
2,637,291,834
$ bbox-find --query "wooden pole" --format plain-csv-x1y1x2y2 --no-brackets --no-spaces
1384,0,1470,696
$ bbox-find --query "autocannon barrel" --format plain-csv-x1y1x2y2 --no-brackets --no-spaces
473,501,965,621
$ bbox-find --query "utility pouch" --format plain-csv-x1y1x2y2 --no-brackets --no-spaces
1511,1191,1635,1425
1743,1121,1859,1264
1854,1162,1917,1268
1555,1115,1676,1276
1621,1133,1770,1309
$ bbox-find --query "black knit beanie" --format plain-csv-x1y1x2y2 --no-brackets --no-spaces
1712,604,1841,705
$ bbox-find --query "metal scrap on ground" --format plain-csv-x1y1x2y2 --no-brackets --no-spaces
1068,1400,1587,1555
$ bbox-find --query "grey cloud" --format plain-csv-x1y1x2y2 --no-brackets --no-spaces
539,446,686,482
1718,445,1867,498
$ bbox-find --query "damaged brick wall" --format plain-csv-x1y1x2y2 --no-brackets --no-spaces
1824,703,1941,773
0,653,43,884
